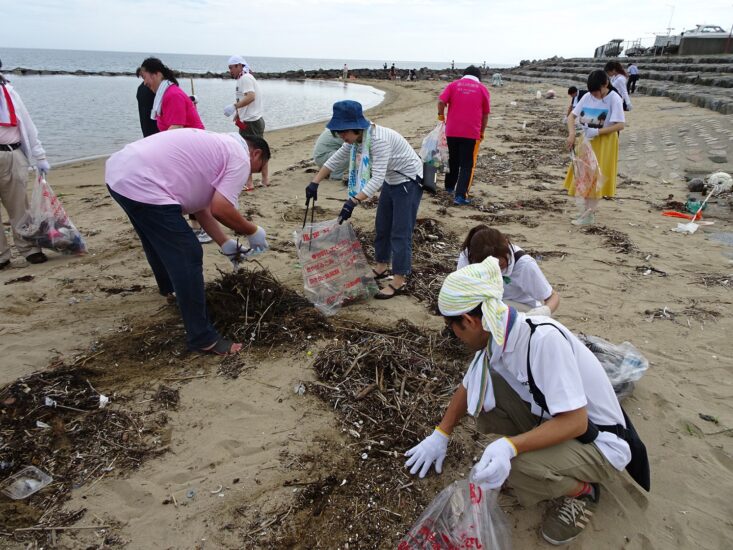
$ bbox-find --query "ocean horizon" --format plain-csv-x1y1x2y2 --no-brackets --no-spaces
0,46,512,74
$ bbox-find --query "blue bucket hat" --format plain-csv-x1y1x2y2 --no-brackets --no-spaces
326,100,370,131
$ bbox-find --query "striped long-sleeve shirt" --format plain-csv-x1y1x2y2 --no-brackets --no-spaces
324,125,422,198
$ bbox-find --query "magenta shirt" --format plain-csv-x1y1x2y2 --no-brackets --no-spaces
439,76,491,140
106,129,249,214
156,85,205,132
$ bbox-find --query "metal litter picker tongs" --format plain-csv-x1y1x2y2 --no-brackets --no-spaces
303,195,316,251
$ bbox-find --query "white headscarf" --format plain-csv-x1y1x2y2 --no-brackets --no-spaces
438,256,508,346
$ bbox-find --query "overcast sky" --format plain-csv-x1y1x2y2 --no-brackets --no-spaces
3,0,731,65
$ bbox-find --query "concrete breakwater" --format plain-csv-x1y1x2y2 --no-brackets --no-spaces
502,56,733,114
5,66,467,81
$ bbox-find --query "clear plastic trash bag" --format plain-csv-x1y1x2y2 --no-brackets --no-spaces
15,175,87,255
294,218,378,316
420,122,449,169
580,334,649,400
399,477,512,549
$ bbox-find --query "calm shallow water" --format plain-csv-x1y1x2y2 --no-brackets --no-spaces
8,75,384,164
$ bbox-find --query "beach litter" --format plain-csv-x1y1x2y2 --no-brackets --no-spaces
206,266,331,347
0,466,53,500
672,188,715,234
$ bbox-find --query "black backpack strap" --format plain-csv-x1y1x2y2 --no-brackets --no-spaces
512,249,526,262
525,319,598,444
526,320,650,491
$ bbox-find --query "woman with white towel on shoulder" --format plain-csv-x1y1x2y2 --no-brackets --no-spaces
456,225,560,316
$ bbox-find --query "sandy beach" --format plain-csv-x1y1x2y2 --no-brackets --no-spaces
1,77,732,549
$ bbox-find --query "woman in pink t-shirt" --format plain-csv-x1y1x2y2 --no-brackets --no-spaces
139,57,204,132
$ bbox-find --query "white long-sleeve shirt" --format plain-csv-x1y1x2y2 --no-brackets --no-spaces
324,124,422,198
0,82,46,165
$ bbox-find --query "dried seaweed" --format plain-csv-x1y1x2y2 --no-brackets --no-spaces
206,266,332,348
582,225,636,254
0,366,165,534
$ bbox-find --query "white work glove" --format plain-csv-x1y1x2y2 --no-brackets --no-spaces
37,159,50,175
472,437,517,488
626,103,633,112
404,429,449,478
247,226,268,251
223,104,236,118
526,305,552,317
583,125,599,140
220,239,249,269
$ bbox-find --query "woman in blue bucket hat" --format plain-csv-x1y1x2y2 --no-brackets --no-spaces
305,100,423,299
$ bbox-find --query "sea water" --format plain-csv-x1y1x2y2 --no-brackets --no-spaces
8,75,385,164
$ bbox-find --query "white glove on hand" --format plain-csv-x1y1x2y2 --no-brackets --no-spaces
223,104,236,118
472,437,517,488
562,115,568,124
526,305,552,317
583,125,599,140
221,239,249,269
404,429,449,478
37,159,50,175
247,226,268,251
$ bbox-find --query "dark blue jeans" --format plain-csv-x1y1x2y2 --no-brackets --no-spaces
374,180,423,275
108,186,220,350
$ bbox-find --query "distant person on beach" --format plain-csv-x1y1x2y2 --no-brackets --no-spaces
437,65,490,206
224,55,269,190
604,61,632,111
305,100,423,299
564,69,625,225
342,64,348,82
105,129,270,356
139,57,210,243
627,63,639,94
0,59,50,268
312,128,347,180
451,60,455,70
135,67,159,138
389,64,396,80
456,225,560,316
405,257,648,545
564,86,588,122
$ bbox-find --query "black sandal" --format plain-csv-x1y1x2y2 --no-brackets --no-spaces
198,338,242,356
374,283,407,300
372,268,390,280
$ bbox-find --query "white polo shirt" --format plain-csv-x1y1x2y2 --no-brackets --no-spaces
465,311,631,471
457,245,553,308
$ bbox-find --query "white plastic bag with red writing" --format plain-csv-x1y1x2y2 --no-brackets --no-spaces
399,478,511,550
15,175,87,254
294,218,378,316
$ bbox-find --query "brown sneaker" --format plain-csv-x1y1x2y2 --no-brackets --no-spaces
541,484,600,545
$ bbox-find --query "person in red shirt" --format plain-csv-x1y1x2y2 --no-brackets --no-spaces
438,66,490,206
139,57,204,132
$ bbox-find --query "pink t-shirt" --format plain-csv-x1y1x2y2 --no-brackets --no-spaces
156,85,205,132
106,129,249,214
439,76,491,140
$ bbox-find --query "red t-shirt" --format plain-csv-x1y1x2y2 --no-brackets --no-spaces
439,76,491,140
156,85,205,132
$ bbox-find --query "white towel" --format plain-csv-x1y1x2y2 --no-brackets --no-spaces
150,80,171,120
464,350,496,417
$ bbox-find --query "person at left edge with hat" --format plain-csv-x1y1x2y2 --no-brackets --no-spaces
305,100,423,299
0,58,50,269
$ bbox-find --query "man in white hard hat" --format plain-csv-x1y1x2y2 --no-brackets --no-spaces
223,55,268,189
